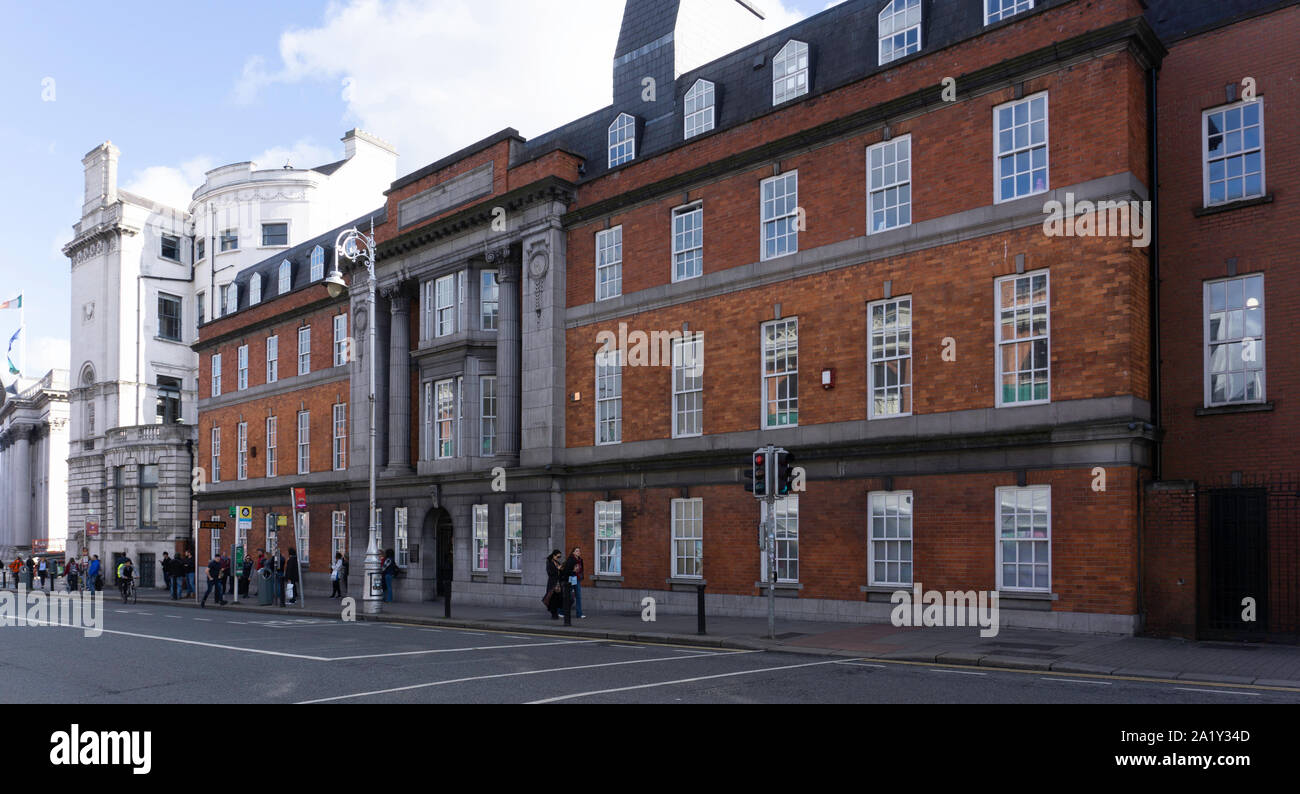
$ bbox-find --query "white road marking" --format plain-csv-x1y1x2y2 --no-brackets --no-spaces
193,618,212,622
298,651,762,704
837,662,887,669
325,639,599,661
165,616,182,619
607,644,643,649
1173,687,1260,697
1041,677,1112,686
527,658,842,703
670,648,719,654
928,668,986,676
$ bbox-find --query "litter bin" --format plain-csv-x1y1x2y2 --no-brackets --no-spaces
258,569,275,605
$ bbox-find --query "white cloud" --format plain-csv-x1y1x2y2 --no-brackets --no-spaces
121,156,214,212
234,0,808,172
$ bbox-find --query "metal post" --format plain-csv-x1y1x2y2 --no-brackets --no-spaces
444,580,451,618
766,446,777,640
563,581,573,626
697,583,707,635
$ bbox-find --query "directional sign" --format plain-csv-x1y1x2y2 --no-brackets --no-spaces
199,520,226,530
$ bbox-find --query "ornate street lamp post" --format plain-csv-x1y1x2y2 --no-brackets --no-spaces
326,219,381,614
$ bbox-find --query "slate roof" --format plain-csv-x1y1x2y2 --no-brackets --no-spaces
219,207,388,319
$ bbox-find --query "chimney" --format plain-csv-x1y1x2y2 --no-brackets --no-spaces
82,142,120,216
341,129,399,161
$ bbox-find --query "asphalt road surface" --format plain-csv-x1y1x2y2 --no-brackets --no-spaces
3,603,1298,704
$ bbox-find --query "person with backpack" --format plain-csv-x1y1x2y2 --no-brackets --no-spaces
36,558,48,590
381,549,399,602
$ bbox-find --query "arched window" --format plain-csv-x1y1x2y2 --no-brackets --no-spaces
879,0,922,65
310,246,325,281
608,113,636,168
279,260,292,295
250,273,262,306
684,79,716,139
773,41,809,105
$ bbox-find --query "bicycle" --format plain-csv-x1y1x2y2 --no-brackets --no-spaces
121,579,137,604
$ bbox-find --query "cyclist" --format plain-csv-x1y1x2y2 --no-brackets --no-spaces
117,557,135,601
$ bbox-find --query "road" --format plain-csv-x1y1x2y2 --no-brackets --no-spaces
2,602,1298,704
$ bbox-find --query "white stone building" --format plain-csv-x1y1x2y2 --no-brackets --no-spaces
62,131,395,586
0,370,70,560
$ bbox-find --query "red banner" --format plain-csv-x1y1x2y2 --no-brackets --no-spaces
293,488,308,510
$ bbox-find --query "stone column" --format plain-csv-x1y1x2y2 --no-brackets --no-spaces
10,425,33,548
385,286,412,470
488,246,521,462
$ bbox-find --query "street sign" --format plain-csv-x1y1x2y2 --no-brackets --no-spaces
199,520,226,530
276,515,289,527
237,506,252,521
85,521,99,538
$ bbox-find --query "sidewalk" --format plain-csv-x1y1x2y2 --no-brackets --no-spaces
130,588,1300,689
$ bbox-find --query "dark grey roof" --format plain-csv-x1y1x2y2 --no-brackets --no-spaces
311,158,348,176
1144,0,1297,42
224,207,388,316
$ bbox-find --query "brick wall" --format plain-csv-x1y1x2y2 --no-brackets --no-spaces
565,465,1141,614
1141,481,1196,637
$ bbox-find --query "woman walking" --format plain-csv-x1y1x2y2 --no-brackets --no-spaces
330,553,344,598
543,549,565,620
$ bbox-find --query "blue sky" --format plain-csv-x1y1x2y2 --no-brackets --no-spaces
0,0,839,379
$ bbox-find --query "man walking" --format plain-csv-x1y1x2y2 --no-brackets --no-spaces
166,554,183,599
183,551,195,597
87,555,100,595
160,552,172,594
200,553,226,608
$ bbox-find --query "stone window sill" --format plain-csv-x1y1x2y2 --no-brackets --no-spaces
591,574,623,587
755,581,802,597
1195,401,1274,417
1193,194,1273,217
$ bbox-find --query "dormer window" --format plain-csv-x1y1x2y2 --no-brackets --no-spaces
986,0,1034,25
684,79,716,139
279,261,292,295
773,41,809,105
609,113,636,168
310,245,325,281
250,273,262,306
879,0,922,65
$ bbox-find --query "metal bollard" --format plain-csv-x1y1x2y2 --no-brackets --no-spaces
444,580,451,618
563,582,573,627
697,583,707,635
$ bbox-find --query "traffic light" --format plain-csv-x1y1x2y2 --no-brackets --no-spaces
752,451,768,498
776,450,796,495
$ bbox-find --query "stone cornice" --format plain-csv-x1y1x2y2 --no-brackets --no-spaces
376,176,576,261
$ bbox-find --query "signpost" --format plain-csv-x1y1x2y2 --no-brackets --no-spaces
290,489,307,608
235,507,252,604
749,445,787,640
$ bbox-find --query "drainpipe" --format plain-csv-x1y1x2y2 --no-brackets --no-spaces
1147,64,1162,482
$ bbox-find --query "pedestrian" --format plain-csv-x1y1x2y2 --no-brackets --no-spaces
381,549,398,603
161,552,172,594
283,548,300,605
254,551,266,597
220,554,232,596
87,555,100,595
330,553,343,598
272,548,286,606
561,547,586,619
200,553,226,607
79,549,90,592
543,549,564,620
37,558,47,590
183,551,196,597
7,558,19,589
240,554,252,598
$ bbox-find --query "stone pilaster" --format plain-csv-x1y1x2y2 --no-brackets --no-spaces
385,285,412,470
488,245,521,462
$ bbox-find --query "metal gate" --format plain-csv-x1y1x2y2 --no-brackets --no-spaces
1197,478,1300,641
139,552,156,589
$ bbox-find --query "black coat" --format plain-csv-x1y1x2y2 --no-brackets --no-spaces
284,555,300,582
545,558,564,590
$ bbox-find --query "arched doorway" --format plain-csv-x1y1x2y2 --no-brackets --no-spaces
421,508,453,599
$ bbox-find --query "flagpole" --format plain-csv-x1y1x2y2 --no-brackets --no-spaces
19,292,25,381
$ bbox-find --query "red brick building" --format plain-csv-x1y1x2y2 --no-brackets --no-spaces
1143,0,1299,640
194,217,369,588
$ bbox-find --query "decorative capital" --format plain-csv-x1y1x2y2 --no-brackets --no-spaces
484,243,516,267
